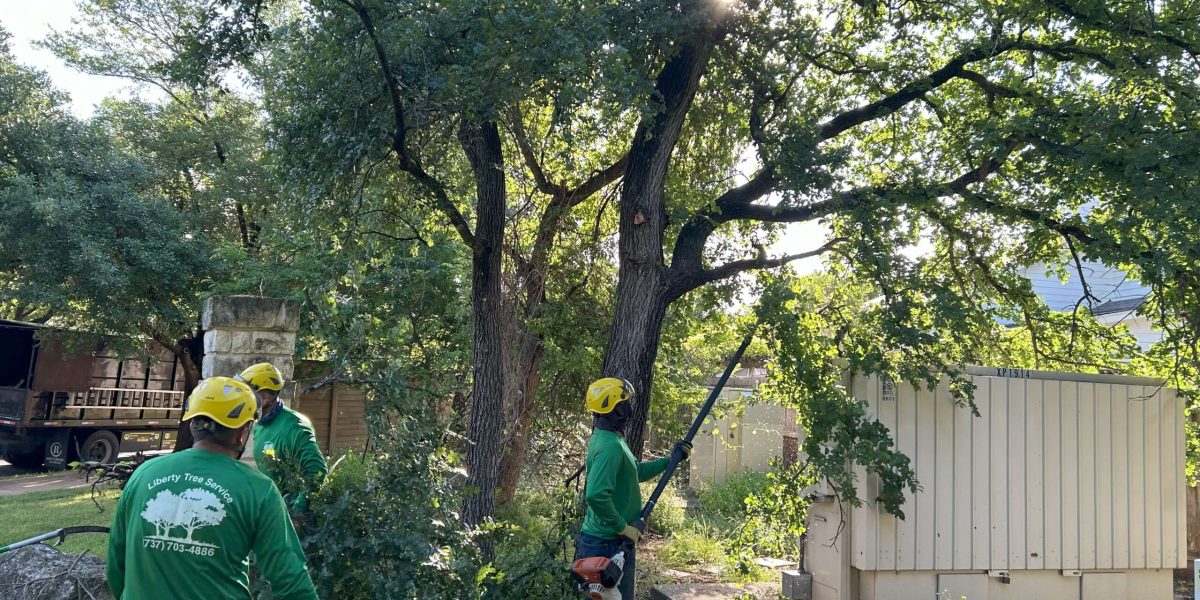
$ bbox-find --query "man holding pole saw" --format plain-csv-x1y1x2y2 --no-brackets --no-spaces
572,325,756,599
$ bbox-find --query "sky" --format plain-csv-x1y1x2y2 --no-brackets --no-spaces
0,0,831,273
0,0,133,116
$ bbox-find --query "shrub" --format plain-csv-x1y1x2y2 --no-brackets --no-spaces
266,373,492,599
726,461,814,574
656,523,731,571
694,471,772,528
640,481,687,535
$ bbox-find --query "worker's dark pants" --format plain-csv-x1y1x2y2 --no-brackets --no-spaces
575,533,636,599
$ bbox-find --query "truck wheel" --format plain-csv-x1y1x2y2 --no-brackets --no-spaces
3,447,44,469
79,430,119,464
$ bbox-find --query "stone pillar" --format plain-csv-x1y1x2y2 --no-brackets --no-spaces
201,295,300,466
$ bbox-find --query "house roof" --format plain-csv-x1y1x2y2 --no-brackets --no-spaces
1090,295,1147,317
0,319,44,330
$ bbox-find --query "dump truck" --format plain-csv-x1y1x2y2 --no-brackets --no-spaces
0,319,185,470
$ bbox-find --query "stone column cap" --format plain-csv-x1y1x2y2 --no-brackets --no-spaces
202,295,300,332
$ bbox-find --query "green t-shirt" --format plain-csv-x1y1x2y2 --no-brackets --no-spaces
106,448,318,600
253,405,328,512
581,429,670,540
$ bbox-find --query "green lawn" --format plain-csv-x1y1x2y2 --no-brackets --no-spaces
0,486,120,559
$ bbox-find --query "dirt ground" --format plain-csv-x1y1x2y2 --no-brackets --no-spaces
1177,567,1194,600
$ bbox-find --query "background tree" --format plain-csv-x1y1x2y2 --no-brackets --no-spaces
0,27,214,387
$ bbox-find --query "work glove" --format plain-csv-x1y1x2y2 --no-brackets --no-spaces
672,439,693,462
620,518,646,544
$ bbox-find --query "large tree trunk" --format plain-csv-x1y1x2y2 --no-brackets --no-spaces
601,39,716,457
601,288,670,457
458,120,507,527
170,333,203,453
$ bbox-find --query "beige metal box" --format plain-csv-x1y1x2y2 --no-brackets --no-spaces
691,366,1187,600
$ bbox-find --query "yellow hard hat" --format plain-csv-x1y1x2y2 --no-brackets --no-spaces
235,362,284,392
183,377,259,429
586,377,635,414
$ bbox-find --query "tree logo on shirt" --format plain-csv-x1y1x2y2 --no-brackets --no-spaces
140,488,227,551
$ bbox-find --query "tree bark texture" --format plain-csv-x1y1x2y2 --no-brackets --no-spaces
458,120,508,527
494,194,571,502
495,338,543,503
602,38,716,457
493,136,627,499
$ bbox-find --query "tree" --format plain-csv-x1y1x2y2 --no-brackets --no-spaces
242,0,642,525
176,488,226,544
133,0,1200,522
46,0,270,249
0,27,215,388
141,489,181,538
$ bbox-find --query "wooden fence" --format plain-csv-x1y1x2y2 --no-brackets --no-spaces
292,362,369,454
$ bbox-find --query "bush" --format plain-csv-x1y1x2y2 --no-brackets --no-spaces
640,481,687,535
726,462,814,574
656,523,730,571
485,485,579,599
272,373,494,600
272,382,581,600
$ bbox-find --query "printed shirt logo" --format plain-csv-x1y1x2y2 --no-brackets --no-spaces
140,487,227,555
262,441,276,458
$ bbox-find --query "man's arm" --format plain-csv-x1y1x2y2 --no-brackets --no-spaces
584,449,627,533
253,486,319,600
636,456,670,482
289,419,328,512
105,487,130,598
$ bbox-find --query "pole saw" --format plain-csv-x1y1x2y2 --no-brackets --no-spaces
571,322,758,599
0,526,110,554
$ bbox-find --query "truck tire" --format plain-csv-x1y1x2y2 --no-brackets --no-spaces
79,430,119,464
3,447,44,469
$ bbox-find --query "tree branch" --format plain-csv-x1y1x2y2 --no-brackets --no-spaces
567,156,629,205
669,167,779,276
1043,0,1199,59
1063,231,1100,308
509,110,562,197
819,38,1018,140
956,69,1021,105
668,238,846,301
340,0,476,249
1007,39,1120,70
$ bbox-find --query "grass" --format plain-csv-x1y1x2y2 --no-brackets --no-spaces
656,523,731,571
0,486,120,558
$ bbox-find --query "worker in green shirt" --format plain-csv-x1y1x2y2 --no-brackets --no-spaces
106,377,318,600
236,362,328,514
574,377,691,600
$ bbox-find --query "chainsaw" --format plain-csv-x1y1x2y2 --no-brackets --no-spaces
570,550,626,600
570,324,758,599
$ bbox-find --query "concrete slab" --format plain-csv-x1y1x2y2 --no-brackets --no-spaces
649,582,778,599
0,473,89,496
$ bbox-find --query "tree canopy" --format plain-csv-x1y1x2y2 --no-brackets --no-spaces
13,0,1200,531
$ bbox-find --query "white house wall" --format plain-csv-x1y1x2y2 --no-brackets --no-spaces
1092,312,1163,351
1021,260,1150,312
